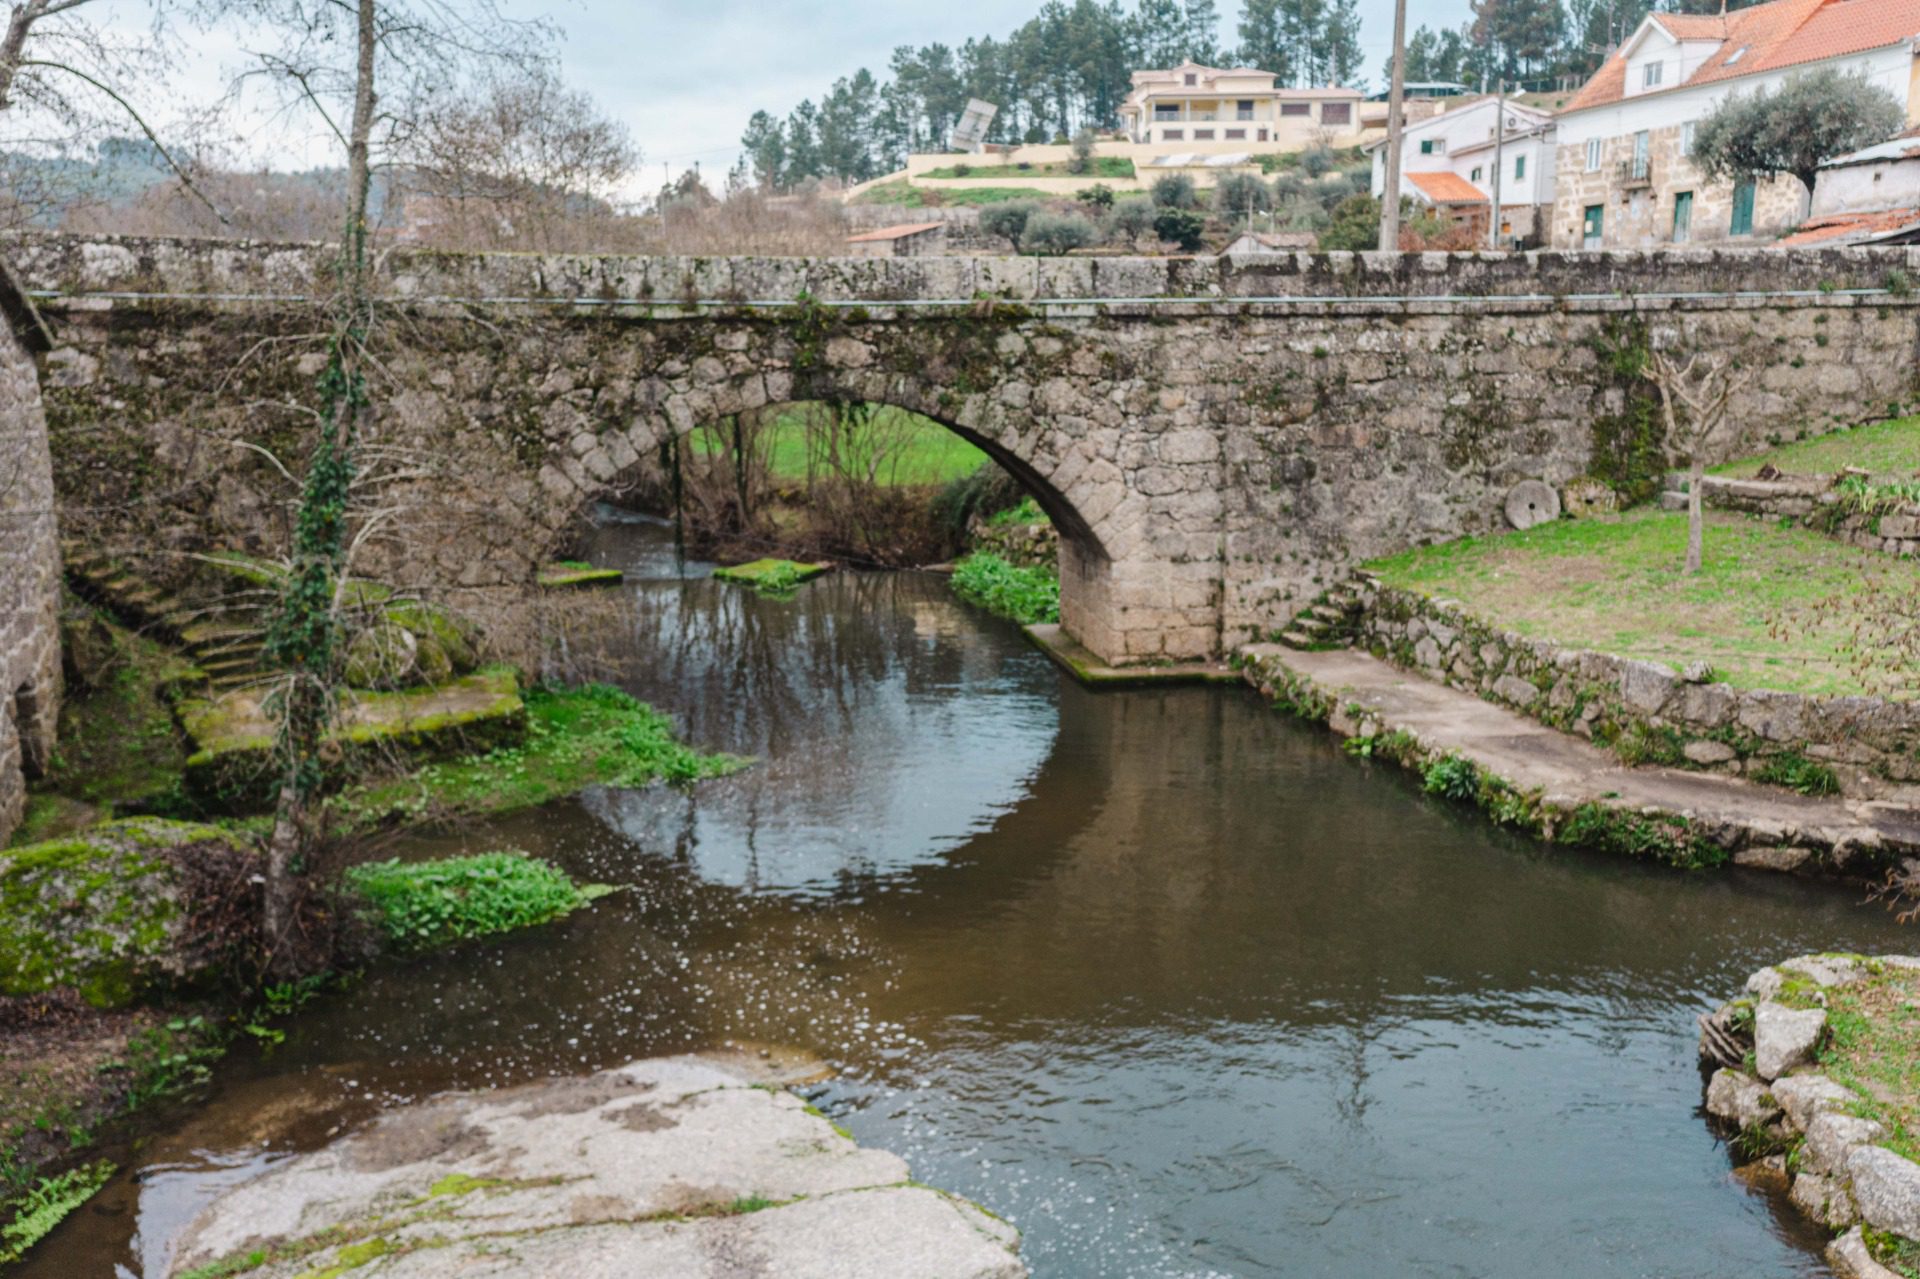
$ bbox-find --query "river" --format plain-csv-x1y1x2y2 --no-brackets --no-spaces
27,515,1914,1278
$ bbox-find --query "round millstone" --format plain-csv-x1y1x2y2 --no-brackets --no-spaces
1504,479,1561,530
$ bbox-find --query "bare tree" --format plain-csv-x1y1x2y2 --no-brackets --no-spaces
392,65,637,252
1646,347,1753,575
231,0,552,971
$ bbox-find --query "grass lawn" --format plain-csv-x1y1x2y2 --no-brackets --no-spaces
853,180,1060,207
1711,414,1920,478
688,405,987,486
1366,509,1920,697
922,157,1135,180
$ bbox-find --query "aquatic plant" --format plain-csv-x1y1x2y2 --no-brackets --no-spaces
343,851,608,951
950,552,1060,625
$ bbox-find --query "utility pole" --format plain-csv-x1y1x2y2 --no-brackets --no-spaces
1489,75,1507,251
1378,0,1409,251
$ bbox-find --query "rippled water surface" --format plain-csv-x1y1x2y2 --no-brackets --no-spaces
31,518,1917,1278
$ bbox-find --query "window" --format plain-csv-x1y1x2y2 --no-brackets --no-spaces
1514,154,1526,180
1155,104,1181,121
1236,99,1255,120
1730,178,1756,234
1585,137,1602,171
1643,61,1663,88
1257,128,1268,141
1162,128,1184,141
1630,129,1650,179
1672,190,1693,243
1419,138,1446,155
1321,102,1352,125
1471,166,1484,182
1726,45,1748,65
1225,128,1246,140
1193,128,1215,140
1184,72,1197,85
1681,121,1696,155
1583,203,1604,248
1281,102,1310,117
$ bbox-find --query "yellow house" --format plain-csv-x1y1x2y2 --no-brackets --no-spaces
1118,63,1367,150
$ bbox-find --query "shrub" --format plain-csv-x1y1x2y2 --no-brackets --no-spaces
1077,182,1115,210
1752,751,1842,797
1421,754,1480,801
1152,206,1207,252
1213,171,1273,217
950,552,1060,625
1067,126,1097,176
1271,171,1310,203
344,850,604,951
1318,193,1381,251
1150,172,1198,209
951,162,972,177
1104,196,1156,243
933,463,1024,539
1301,145,1336,177
978,199,1041,245
1020,210,1095,256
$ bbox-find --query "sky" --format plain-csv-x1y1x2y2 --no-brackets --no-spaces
64,0,1477,193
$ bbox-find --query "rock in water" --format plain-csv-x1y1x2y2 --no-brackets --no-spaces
1753,1002,1826,1080
166,1056,1028,1279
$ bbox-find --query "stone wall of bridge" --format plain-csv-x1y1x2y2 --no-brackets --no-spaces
13,234,1920,665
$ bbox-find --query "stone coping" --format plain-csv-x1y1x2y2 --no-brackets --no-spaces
1025,623,1238,688
12,233,1920,313
1699,955,1920,1279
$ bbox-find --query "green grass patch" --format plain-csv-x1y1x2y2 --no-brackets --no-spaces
0,1160,115,1265
853,181,1060,207
985,496,1050,527
1712,414,1920,478
1367,508,1920,696
344,851,607,952
329,683,745,832
921,157,1135,179
949,553,1060,626
1816,963,1920,1164
537,562,624,589
711,559,830,598
687,406,987,486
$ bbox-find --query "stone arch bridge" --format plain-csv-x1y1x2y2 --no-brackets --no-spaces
16,235,1920,665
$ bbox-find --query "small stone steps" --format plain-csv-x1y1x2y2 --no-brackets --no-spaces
64,548,274,692
1277,570,1379,651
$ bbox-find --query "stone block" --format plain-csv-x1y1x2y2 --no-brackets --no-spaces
1805,1111,1885,1175
1755,1002,1827,1081
1847,1145,1920,1239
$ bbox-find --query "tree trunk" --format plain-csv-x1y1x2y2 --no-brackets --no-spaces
1686,454,1705,575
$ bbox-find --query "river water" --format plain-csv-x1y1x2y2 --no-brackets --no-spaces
30,517,1918,1278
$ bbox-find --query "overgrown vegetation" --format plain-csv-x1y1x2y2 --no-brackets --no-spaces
949,553,1061,626
1712,414,1920,479
0,1160,115,1265
344,851,607,952
1587,318,1671,506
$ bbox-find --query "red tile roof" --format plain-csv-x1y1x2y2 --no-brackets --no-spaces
1565,0,1920,113
845,221,946,243
1779,205,1920,243
1408,171,1489,203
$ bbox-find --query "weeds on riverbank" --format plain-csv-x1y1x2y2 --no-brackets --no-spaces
344,851,609,952
950,553,1060,625
331,683,745,832
0,1160,114,1265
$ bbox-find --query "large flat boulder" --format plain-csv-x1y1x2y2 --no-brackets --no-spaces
167,1056,1027,1279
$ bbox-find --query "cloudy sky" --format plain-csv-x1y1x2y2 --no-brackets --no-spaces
83,0,1476,190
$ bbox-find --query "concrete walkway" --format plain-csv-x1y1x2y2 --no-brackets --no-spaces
1239,645,1920,872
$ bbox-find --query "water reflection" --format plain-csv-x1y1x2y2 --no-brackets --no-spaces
25,521,1894,1279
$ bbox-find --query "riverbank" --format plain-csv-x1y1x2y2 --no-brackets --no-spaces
165,1054,1027,1279
1699,954,1920,1279
1239,644,1920,873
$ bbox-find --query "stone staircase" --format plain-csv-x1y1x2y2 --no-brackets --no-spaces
64,545,271,692
1277,570,1378,651
1657,470,1693,512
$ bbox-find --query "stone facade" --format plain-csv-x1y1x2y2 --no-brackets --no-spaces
1356,582,1920,803
17,234,1920,666
0,262,60,846
1550,128,1804,249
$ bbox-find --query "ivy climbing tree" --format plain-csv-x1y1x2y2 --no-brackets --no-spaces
239,0,551,971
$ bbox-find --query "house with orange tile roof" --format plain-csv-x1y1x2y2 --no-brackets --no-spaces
1366,96,1559,246
1550,0,1920,249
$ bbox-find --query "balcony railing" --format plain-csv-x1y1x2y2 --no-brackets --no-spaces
1617,157,1652,187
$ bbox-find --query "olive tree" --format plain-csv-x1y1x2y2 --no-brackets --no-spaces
1691,68,1904,213
1020,209,1095,255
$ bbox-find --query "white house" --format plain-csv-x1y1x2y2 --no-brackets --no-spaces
1551,0,1920,249
1780,132,1920,245
1367,97,1559,244
1117,63,1367,149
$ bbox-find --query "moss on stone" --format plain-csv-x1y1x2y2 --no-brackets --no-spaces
537,562,625,590
0,819,253,1007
